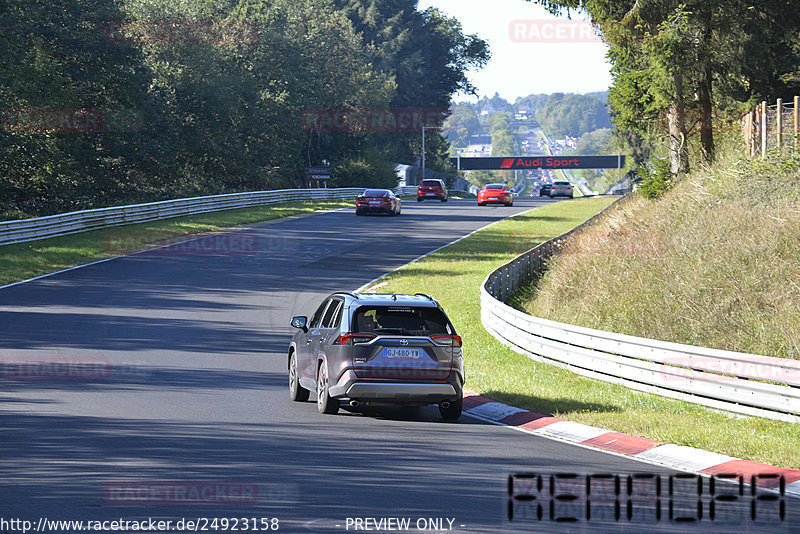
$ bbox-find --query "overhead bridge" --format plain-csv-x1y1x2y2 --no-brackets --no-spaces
450,155,625,170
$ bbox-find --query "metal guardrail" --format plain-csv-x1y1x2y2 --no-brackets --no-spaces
0,185,477,246
0,188,375,246
480,196,800,422
395,185,475,197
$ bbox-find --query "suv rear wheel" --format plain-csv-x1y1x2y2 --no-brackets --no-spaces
317,362,339,414
289,352,309,402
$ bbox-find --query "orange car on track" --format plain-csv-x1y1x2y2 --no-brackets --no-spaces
477,183,513,206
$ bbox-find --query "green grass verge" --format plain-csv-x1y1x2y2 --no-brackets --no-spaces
368,196,800,469
0,199,352,286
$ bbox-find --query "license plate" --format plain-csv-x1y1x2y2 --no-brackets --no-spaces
369,201,381,205
426,193,435,196
384,347,422,359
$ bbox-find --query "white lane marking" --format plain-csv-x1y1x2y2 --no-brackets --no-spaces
467,402,527,421
0,206,350,291
462,410,799,501
538,420,608,442
354,203,542,292
635,444,737,472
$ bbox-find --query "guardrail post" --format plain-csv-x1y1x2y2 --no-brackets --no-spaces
761,100,768,158
504,267,510,302
777,98,783,152
525,254,531,284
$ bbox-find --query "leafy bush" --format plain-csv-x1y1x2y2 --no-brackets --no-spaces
330,151,398,189
637,158,673,199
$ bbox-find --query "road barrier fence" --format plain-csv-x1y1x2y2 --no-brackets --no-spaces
0,185,469,246
481,196,800,422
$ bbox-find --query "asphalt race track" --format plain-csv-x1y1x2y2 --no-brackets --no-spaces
1,198,797,533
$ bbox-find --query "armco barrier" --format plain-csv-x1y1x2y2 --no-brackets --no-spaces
0,185,475,246
481,197,800,423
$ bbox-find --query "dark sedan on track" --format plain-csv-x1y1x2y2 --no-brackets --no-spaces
288,292,464,419
355,189,401,216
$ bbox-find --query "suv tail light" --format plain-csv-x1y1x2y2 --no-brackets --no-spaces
335,334,376,345
431,335,462,347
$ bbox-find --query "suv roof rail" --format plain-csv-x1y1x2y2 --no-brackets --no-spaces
415,293,435,301
333,291,359,299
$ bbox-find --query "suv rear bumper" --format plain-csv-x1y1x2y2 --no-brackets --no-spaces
329,369,460,402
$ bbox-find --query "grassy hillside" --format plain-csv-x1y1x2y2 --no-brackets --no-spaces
521,147,800,359
374,196,799,468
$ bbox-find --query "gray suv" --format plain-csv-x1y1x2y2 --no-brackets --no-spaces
288,292,464,419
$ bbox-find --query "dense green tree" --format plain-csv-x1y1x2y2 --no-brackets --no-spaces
333,0,489,170
0,0,158,215
514,93,550,114
1,0,488,218
443,103,480,147
537,93,611,137
575,128,613,155
488,111,516,156
529,0,800,175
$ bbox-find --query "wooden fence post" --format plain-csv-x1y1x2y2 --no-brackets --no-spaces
795,95,799,151
777,98,783,152
761,101,768,158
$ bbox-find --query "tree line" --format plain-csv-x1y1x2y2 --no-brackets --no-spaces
0,0,488,219
445,92,611,149
531,0,800,176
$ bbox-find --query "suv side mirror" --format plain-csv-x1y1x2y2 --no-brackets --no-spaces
291,316,308,332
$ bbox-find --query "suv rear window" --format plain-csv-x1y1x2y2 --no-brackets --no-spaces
351,306,453,336
420,180,442,187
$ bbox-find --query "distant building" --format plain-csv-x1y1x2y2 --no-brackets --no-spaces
480,104,499,117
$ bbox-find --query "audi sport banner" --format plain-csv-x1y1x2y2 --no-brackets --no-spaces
451,155,624,170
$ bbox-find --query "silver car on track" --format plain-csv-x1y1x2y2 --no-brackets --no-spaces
549,180,574,198
288,292,465,419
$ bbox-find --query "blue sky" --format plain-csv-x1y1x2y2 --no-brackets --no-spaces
418,0,612,102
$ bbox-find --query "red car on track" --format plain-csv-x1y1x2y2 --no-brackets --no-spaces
416,179,448,202
477,183,513,206
355,189,401,216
